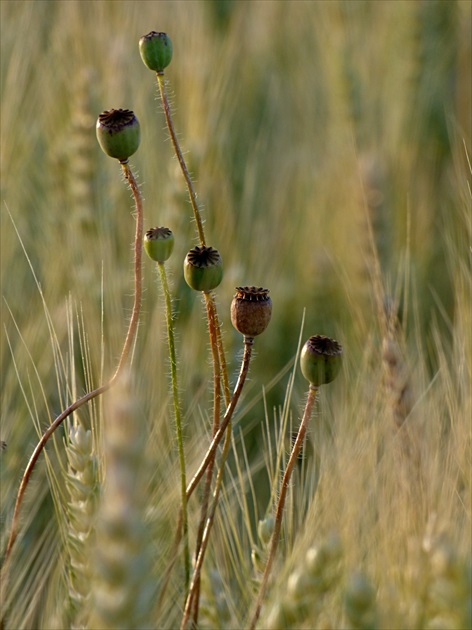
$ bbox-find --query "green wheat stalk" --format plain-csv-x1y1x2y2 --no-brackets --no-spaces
157,253,191,590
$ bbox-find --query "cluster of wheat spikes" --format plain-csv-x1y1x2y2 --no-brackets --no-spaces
1,5,471,629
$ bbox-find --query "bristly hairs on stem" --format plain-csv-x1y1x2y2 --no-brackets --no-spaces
181,335,255,629
248,384,319,630
144,225,191,591
189,290,222,625
148,37,230,423
182,287,273,629
156,327,259,619
156,72,206,248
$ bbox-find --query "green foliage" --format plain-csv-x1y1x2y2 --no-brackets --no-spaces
1,1,470,628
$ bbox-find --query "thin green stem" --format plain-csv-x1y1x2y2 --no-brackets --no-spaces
155,67,231,456
155,71,230,406
181,336,254,630
156,72,206,247
248,385,319,630
1,160,144,587
157,261,190,590
154,70,233,622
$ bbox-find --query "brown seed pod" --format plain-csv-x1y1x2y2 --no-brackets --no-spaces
231,286,272,338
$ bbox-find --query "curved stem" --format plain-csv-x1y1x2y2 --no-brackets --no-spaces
2,160,144,577
158,261,190,589
181,336,254,630
156,72,206,247
248,385,318,630
110,162,144,377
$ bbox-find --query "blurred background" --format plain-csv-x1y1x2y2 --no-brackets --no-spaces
1,0,471,447
0,0,470,467
2,0,471,465
1,1,470,626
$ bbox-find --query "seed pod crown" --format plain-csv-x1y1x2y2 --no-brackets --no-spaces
96,109,140,162
184,245,223,292
144,227,175,263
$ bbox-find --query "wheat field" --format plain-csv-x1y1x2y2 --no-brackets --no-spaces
1,1,471,629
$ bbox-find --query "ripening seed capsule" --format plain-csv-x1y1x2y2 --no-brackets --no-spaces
184,246,223,292
139,31,173,73
300,335,343,386
231,286,272,338
96,109,140,162
144,227,175,263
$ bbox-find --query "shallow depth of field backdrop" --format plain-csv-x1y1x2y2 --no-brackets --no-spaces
1,1,471,629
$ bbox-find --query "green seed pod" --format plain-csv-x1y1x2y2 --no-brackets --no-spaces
231,286,272,338
184,246,223,292
139,31,173,73
144,227,175,263
96,109,140,162
300,335,343,387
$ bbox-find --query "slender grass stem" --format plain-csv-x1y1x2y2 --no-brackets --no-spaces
190,291,222,624
248,384,319,630
156,72,206,247
1,161,144,582
181,336,254,630
204,292,222,437
157,260,190,589
156,334,253,619
212,296,231,406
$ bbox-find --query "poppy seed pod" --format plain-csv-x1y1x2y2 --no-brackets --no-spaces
184,246,223,292
300,335,343,386
96,109,140,162
139,31,173,73
144,227,175,263
231,286,272,338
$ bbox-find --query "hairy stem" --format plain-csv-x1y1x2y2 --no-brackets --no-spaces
181,336,254,630
154,72,233,620
156,72,206,247
158,260,190,589
156,335,253,619
190,292,222,624
249,385,318,630
212,295,231,406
